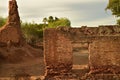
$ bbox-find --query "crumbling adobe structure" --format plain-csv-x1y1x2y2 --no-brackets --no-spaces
0,0,23,45
44,26,120,79
0,0,42,64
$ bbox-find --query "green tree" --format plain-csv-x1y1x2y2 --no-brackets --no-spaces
21,22,43,44
42,16,71,28
42,17,47,25
59,18,71,26
117,19,120,25
55,17,59,21
48,16,54,23
42,17,48,28
21,16,71,46
106,0,120,25
106,0,120,17
0,17,7,27
48,17,71,28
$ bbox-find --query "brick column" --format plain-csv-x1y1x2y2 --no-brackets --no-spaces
44,28,73,79
0,0,24,45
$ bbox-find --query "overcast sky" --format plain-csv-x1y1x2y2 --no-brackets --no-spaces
0,0,117,27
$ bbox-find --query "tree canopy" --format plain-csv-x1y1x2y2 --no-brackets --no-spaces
106,0,120,25
106,0,120,17
43,16,71,28
0,17,7,27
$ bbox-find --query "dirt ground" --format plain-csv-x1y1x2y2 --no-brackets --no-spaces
0,57,45,77
0,50,89,79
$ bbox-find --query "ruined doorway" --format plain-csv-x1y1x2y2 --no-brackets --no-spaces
72,42,89,69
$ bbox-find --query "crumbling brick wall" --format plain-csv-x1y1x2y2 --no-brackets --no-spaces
0,0,42,65
44,26,120,78
44,28,72,77
89,37,120,74
0,0,23,45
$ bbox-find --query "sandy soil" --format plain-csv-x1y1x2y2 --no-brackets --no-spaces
0,51,89,80
0,57,45,77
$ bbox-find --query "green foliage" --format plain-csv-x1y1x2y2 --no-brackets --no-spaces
42,17,47,25
48,16,54,23
106,0,120,17
55,17,59,21
21,22,44,44
0,17,7,27
43,16,71,28
0,15,71,46
48,18,71,28
106,0,120,25
117,19,120,25
22,16,71,45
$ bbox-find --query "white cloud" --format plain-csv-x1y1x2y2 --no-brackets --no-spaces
0,0,116,27
73,16,116,27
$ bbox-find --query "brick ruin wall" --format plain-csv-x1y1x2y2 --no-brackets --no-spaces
0,0,42,64
89,37,120,74
44,25,120,78
44,29,72,77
